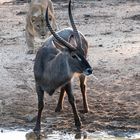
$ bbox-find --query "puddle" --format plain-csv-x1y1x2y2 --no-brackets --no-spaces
0,129,26,140
0,129,140,140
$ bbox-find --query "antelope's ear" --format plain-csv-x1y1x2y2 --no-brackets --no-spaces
68,34,77,48
52,40,68,52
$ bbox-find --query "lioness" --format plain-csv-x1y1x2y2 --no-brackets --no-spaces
25,0,57,54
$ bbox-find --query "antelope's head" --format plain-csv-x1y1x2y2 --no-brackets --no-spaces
45,0,92,76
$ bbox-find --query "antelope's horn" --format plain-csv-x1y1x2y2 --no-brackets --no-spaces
45,7,76,51
68,0,83,53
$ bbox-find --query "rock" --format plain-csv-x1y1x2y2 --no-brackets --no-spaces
99,44,103,47
25,115,36,122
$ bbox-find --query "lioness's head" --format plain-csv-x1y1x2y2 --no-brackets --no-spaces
29,4,56,38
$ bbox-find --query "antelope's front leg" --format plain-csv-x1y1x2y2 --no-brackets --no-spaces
34,84,44,133
79,74,89,113
65,82,81,130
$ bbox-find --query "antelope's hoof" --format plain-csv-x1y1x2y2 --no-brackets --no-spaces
55,106,63,112
33,126,40,134
26,131,40,140
75,132,82,139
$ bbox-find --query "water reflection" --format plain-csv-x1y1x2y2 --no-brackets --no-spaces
25,130,140,140
0,129,140,140
26,131,45,140
0,130,26,140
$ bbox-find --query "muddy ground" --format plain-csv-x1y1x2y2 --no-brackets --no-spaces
0,0,140,133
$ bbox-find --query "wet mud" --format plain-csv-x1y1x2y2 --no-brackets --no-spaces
0,0,140,135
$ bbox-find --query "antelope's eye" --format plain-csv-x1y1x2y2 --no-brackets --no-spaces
71,54,82,61
72,54,77,59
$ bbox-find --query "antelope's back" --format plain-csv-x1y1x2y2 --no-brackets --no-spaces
44,28,88,55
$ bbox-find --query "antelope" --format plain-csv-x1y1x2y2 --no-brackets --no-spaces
33,0,92,132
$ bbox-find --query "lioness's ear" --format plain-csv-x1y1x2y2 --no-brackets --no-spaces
68,35,77,48
52,40,68,52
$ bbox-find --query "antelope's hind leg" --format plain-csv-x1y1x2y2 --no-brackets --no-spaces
55,87,65,112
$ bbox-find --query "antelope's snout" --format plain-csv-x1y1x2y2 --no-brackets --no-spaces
83,67,93,76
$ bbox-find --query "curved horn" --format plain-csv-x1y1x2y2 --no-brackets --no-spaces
45,7,76,51
68,0,83,52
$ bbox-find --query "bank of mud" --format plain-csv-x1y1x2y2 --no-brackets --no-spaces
0,0,140,133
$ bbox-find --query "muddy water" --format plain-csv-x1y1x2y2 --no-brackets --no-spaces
0,129,140,140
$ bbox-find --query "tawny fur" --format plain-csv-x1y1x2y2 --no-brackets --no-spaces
25,0,56,54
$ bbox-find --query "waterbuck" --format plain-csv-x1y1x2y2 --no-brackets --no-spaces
33,0,92,132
